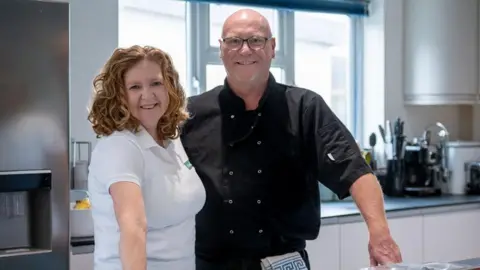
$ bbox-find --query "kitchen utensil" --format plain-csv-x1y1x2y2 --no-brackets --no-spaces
378,125,387,143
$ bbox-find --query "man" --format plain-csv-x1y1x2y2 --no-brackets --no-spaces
181,9,402,270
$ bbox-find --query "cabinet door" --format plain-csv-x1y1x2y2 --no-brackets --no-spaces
306,224,340,270
70,252,94,270
340,216,423,270
388,216,423,264
403,0,479,105
423,209,480,263
340,221,369,270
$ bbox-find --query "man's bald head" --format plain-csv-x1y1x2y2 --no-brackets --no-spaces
219,8,276,91
221,9,272,38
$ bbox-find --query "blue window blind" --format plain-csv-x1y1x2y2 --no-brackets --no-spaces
183,0,370,16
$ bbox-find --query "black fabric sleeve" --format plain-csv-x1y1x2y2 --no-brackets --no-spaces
302,93,373,200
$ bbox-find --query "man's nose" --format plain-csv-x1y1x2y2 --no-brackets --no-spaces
239,41,253,55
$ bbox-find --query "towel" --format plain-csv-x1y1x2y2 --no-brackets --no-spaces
260,251,308,270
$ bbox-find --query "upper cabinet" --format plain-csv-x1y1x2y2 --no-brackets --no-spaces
403,0,479,105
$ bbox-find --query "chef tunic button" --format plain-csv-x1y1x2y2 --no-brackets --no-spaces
257,199,261,204
258,229,263,234
229,171,233,175
258,112,262,116
228,199,233,204
229,143,234,147
229,230,234,234
257,169,262,174
257,141,262,145
230,115,235,119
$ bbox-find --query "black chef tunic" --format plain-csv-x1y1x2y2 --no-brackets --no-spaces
180,74,372,261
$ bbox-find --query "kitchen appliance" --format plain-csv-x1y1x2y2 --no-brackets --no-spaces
400,123,450,196
402,142,443,196
71,140,92,190
465,161,480,195
381,120,449,197
0,0,70,269
446,141,480,195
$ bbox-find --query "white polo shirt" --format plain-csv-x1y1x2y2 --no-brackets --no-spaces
88,128,206,270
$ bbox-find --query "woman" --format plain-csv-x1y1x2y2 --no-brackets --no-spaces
87,45,206,270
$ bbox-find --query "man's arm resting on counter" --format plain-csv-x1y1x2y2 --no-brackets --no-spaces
349,173,390,235
110,182,147,270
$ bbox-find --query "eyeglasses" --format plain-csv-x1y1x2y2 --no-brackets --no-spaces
222,36,271,50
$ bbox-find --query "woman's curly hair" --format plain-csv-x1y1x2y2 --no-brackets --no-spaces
88,45,189,140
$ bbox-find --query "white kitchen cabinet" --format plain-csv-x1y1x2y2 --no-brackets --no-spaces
339,221,369,270
70,252,93,270
403,0,479,105
423,209,480,263
388,216,423,264
306,224,340,270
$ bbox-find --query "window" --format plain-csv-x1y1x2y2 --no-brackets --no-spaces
293,12,355,202
208,4,280,49
206,65,284,91
116,1,362,203
294,11,353,129
118,0,188,90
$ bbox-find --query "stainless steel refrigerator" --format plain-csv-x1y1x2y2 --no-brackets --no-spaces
0,0,70,269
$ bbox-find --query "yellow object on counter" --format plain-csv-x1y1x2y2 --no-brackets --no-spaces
362,151,372,166
74,198,91,210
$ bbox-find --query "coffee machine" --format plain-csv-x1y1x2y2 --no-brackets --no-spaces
402,128,447,196
381,120,448,197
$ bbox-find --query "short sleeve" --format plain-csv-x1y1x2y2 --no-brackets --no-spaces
90,135,144,190
302,94,373,200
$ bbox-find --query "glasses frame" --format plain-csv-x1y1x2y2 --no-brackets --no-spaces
221,36,273,51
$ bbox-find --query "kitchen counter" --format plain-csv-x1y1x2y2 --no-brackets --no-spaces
71,195,480,254
452,257,480,267
321,195,480,224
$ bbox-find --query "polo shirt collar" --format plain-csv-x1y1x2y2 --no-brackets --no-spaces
135,127,159,149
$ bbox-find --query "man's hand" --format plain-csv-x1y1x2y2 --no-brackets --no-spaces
368,231,402,266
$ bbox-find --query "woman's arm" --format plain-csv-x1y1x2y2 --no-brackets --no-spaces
110,182,147,270
90,136,147,270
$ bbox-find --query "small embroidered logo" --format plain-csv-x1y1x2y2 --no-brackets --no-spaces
184,160,193,170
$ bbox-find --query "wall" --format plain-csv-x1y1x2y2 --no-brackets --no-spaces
70,0,479,150
362,0,475,151
70,0,119,148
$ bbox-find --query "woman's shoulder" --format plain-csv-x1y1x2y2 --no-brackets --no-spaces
93,131,143,155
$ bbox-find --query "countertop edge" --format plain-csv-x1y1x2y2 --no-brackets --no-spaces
70,196,480,251
321,196,480,225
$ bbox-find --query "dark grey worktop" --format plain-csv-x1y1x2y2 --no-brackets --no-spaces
321,195,480,219
452,257,480,267
71,195,480,254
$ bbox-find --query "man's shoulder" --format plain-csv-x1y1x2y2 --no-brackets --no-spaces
186,86,223,114
277,83,323,110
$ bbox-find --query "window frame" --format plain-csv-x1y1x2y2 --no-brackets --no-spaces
187,2,363,137
185,2,364,201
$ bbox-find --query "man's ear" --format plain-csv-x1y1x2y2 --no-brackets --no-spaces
271,37,276,58
219,39,224,59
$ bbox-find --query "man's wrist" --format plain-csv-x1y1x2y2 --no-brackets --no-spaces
366,219,390,237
